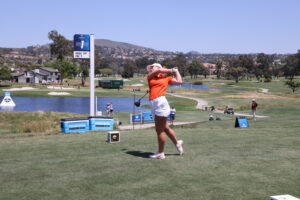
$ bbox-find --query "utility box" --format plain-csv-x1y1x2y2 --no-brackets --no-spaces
61,117,89,133
89,116,114,131
99,80,123,89
107,131,120,143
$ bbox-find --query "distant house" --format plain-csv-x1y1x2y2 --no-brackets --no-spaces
203,63,226,73
12,67,60,84
37,67,60,83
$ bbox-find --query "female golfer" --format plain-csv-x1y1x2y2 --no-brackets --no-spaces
147,63,183,159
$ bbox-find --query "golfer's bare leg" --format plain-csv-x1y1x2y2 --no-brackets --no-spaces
164,123,178,145
155,115,167,153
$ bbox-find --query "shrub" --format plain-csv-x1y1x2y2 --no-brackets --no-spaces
193,81,203,85
264,77,272,82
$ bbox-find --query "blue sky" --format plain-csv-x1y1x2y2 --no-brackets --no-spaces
0,0,299,54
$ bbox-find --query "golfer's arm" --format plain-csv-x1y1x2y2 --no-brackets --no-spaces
147,69,172,79
171,71,182,85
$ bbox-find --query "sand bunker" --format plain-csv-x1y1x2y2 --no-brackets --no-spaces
260,88,269,93
3,87,36,91
47,86,75,90
131,84,144,86
48,92,70,95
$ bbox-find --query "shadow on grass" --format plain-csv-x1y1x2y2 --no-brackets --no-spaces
126,151,178,158
126,151,152,158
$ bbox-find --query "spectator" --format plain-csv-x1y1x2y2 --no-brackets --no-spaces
109,103,114,116
106,103,110,116
169,106,176,125
251,99,258,121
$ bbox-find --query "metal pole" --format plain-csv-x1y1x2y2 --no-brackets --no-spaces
132,89,135,130
90,34,95,116
95,96,97,116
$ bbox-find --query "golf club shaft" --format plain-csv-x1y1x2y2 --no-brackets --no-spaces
137,90,149,101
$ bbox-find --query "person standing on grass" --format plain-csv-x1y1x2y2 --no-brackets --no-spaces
251,99,258,121
109,102,114,116
169,106,176,125
147,63,183,159
106,103,110,116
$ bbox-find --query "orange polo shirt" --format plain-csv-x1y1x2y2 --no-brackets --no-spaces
148,75,173,100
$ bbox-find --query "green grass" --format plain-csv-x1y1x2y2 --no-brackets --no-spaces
0,111,85,134
0,106,299,200
1,78,300,199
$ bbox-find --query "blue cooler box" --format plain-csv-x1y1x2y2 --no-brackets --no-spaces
61,117,90,133
89,116,114,131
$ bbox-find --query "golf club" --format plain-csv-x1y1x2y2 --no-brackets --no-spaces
134,90,149,107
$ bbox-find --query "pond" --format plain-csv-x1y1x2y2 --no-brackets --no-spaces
0,97,150,114
0,83,239,114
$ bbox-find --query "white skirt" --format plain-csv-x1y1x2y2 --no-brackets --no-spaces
150,96,170,117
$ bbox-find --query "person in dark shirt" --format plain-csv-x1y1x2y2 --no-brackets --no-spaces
251,99,258,121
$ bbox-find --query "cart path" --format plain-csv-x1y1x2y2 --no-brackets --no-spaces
213,110,269,118
168,93,208,109
169,93,269,118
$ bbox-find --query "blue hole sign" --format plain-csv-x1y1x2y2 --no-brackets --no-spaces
73,34,90,51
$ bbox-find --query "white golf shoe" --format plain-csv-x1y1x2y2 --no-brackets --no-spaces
149,152,165,159
176,140,184,155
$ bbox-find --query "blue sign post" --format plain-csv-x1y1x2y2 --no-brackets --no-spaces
73,34,95,116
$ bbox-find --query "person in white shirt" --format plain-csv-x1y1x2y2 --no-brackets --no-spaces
169,106,176,125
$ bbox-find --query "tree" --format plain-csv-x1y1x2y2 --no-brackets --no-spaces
48,30,74,84
46,59,77,84
99,68,113,76
271,62,283,79
188,60,203,79
215,60,223,79
135,57,155,74
0,67,12,81
225,58,246,83
121,59,137,78
109,62,120,75
256,53,272,81
48,30,72,61
76,59,89,86
283,50,300,80
285,80,300,93
201,66,210,79
172,53,188,77
161,58,174,69
238,55,254,80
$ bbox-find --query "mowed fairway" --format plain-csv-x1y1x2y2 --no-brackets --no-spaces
0,106,299,200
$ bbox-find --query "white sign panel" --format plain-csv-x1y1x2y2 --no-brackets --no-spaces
73,51,90,59
270,195,300,200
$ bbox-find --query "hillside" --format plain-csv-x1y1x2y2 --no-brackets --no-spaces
94,39,152,50
0,39,289,63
